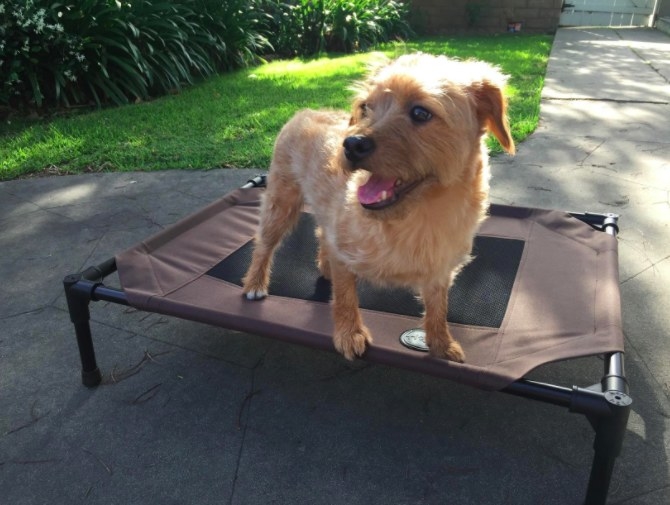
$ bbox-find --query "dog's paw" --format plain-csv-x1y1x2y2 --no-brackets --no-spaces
243,289,267,301
334,327,372,360
429,339,465,363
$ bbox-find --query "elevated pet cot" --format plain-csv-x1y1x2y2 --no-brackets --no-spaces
63,175,631,505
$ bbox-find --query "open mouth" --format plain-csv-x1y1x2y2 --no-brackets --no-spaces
357,173,423,210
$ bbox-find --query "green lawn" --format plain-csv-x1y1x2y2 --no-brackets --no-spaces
0,34,553,181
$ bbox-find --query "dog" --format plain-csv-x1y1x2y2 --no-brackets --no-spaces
242,53,515,362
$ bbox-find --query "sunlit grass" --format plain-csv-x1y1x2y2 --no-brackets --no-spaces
0,34,553,180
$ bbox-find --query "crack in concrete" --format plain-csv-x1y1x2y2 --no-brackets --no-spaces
615,28,670,87
0,307,49,322
228,353,267,505
620,254,670,285
578,138,607,167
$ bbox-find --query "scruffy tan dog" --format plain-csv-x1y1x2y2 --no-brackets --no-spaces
242,53,515,362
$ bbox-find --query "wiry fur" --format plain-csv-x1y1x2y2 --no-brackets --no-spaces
242,53,515,362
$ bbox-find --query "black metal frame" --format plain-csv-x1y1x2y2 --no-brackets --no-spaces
63,175,630,505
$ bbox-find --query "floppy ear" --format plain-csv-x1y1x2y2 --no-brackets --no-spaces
471,80,515,154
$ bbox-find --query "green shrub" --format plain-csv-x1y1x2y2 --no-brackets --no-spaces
66,0,218,107
0,1,84,107
195,0,272,70
326,0,413,53
262,0,325,57
0,0,271,109
264,0,412,57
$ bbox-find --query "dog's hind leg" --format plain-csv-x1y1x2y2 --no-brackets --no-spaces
242,170,303,300
421,283,465,363
329,258,372,360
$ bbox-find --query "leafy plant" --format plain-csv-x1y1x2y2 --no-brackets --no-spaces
264,0,412,57
262,0,329,57
0,0,271,110
195,0,272,70
0,0,86,107
326,0,412,53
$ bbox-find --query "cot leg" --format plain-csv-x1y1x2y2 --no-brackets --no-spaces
584,403,630,504
63,274,102,387
582,352,631,505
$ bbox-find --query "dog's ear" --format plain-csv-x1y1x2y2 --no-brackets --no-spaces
471,80,515,155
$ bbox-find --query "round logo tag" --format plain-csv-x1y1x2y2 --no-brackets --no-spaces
399,328,429,352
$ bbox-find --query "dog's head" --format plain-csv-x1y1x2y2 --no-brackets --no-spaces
343,53,515,213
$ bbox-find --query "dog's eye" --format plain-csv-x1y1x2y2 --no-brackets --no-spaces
360,102,369,117
410,106,432,123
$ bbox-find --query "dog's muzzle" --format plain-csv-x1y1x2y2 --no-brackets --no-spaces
343,135,376,163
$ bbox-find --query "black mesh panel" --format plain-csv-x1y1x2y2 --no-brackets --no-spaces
207,213,524,328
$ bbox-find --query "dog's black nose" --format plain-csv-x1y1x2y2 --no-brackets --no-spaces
343,135,375,162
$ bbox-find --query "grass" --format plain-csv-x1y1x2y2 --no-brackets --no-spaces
0,34,553,181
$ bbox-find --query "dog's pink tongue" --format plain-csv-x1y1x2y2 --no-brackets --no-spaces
357,174,397,205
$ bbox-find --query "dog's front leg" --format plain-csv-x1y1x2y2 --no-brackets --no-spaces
329,259,372,360
315,226,331,280
421,283,465,363
242,175,303,300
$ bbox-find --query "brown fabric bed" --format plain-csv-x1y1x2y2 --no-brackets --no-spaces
63,178,630,505
114,185,624,391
